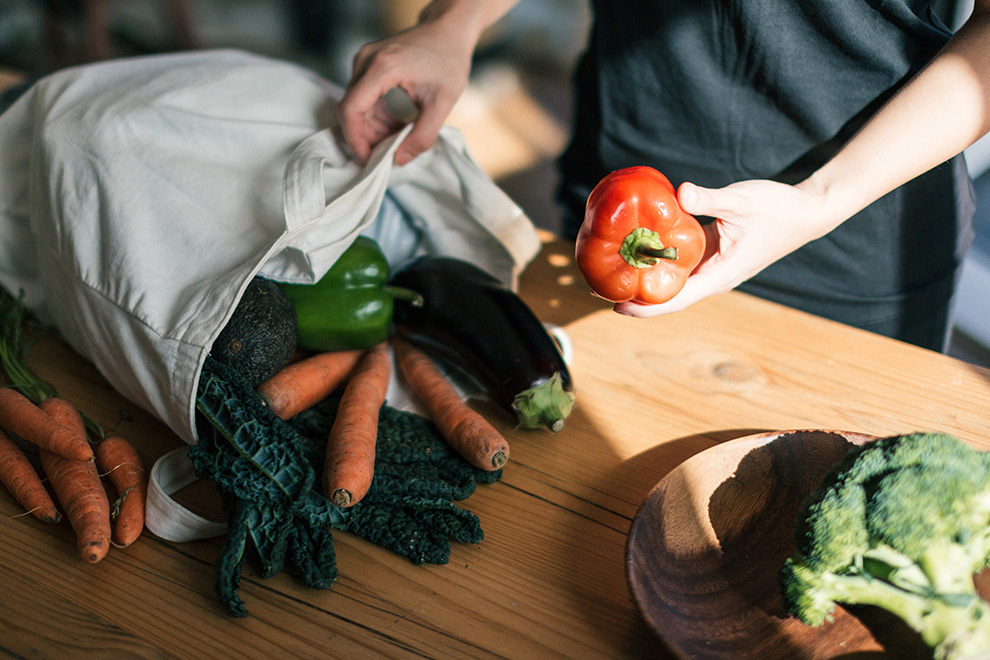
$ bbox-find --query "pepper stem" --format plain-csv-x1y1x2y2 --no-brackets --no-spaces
384,285,425,308
637,245,678,260
619,227,678,269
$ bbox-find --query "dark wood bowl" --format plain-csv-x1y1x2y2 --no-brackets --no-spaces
625,430,941,660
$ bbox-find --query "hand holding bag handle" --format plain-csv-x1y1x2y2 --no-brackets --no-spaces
263,121,540,289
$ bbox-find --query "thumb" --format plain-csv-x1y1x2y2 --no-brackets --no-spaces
394,102,448,166
676,181,721,217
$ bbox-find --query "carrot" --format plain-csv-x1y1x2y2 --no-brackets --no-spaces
95,436,146,547
257,349,365,420
38,398,111,563
394,339,509,471
323,343,391,507
0,387,93,462
0,425,61,523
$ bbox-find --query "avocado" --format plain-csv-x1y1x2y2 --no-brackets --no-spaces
210,276,298,386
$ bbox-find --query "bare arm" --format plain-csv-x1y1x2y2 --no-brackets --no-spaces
618,0,990,316
800,0,990,223
337,0,521,165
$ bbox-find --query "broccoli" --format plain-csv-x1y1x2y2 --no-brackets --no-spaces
780,432,990,660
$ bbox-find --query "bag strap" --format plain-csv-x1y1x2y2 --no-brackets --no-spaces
273,127,410,281
145,447,227,542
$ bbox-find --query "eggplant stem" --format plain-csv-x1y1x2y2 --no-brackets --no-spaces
512,372,575,432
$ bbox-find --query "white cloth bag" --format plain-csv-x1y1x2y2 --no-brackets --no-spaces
0,50,541,540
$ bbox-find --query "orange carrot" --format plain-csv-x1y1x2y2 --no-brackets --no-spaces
0,387,93,462
323,343,391,507
257,349,365,420
95,436,146,547
0,425,61,523
38,398,111,563
394,339,509,471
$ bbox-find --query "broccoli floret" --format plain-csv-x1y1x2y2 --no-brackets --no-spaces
780,433,990,660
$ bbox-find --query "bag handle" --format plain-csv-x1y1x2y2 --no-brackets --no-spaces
270,127,414,282
145,447,227,542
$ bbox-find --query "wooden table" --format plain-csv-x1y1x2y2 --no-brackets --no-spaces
2,236,988,660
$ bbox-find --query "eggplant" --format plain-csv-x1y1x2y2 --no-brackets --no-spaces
389,256,575,432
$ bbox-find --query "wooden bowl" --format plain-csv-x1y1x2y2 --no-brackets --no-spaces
625,429,937,660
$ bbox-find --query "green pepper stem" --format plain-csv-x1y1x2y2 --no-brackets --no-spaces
384,285,425,308
636,245,678,261
619,227,679,269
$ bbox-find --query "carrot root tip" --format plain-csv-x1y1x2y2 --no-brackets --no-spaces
83,546,107,563
491,451,508,469
331,488,353,507
10,507,62,524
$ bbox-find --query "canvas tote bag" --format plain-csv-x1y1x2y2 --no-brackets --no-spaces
0,49,541,541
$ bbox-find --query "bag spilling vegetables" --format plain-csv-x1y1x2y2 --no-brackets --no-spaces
194,240,575,615
0,50,541,546
0,50,569,617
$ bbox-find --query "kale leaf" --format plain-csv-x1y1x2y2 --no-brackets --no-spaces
191,356,500,616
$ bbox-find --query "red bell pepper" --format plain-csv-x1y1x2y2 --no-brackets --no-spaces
575,166,706,305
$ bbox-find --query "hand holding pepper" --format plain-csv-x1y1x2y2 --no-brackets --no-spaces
575,166,707,306
612,177,846,317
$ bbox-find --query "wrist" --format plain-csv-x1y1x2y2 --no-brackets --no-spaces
796,167,871,237
418,0,515,45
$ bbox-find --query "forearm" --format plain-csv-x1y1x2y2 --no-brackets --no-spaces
416,0,523,49
800,2,990,229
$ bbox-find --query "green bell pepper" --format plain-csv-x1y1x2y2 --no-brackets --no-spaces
278,236,420,352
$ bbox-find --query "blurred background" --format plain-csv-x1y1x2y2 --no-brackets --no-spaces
0,0,589,239
0,0,986,367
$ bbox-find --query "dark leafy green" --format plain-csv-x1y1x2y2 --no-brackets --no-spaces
191,356,500,616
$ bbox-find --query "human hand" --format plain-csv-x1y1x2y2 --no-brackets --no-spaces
337,22,474,166
613,178,841,317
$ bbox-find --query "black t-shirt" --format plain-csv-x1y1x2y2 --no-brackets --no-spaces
559,0,975,350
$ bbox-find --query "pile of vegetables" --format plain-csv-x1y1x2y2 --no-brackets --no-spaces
188,237,575,615
0,290,148,562
780,432,990,660
246,237,575,508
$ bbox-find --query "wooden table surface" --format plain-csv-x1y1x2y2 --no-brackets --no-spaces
2,236,988,660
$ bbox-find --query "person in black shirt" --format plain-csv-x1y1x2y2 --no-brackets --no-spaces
337,0,990,352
